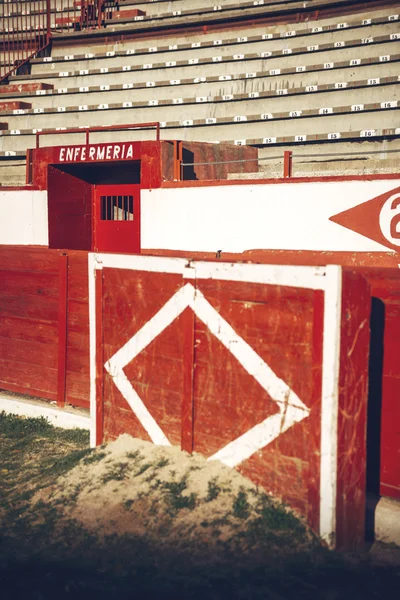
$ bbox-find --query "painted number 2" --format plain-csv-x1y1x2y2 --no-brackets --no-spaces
379,194,400,246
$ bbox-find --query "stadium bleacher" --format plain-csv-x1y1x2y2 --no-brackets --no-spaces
0,0,398,184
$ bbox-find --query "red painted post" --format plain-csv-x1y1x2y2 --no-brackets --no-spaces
95,269,104,445
283,150,292,178
25,148,33,184
46,0,51,42
57,254,68,407
173,140,182,181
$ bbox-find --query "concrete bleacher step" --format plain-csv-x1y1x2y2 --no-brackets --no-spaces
0,1,398,180
49,0,390,39
1,73,397,131
228,157,400,179
9,58,398,110
48,6,399,57
28,19,400,75
0,157,27,187
0,121,398,154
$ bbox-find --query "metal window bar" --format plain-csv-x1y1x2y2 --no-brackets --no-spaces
100,195,133,221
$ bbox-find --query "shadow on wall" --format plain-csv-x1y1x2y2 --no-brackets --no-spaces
365,297,385,541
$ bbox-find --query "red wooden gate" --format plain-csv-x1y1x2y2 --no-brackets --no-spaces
93,184,140,253
89,255,370,549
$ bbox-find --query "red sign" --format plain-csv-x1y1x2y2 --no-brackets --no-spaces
330,185,400,252
58,142,135,163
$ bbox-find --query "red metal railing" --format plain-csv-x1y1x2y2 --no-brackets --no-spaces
0,0,51,82
0,1,114,83
35,122,161,148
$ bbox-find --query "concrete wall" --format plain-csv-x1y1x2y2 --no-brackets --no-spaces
0,190,48,245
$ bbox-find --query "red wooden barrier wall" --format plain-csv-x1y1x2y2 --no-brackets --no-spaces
0,246,89,408
90,255,370,549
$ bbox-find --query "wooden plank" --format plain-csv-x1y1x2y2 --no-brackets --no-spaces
0,246,59,273
0,294,59,322
0,381,56,403
181,306,195,453
0,315,57,344
95,270,104,445
65,371,90,408
0,270,59,297
0,336,57,369
380,375,400,499
336,270,370,550
57,255,68,407
0,358,57,398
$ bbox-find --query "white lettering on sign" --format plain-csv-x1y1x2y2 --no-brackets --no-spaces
57,143,134,163
379,194,400,247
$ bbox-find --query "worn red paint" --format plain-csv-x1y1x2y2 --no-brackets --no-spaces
0,101,32,111
93,262,372,547
57,254,68,407
0,82,53,94
93,184,141,254
336,271,370,550
95,269,104,446
0,246,90,409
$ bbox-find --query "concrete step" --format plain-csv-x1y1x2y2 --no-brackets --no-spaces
14,39,399,90
0,117,398,152
7,59,398,110
257,137,400,161
49,7,399,57
30,22,398,74
0,158,27,186
1,80,397,130
228,157,400,178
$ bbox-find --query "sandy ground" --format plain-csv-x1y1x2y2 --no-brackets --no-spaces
33,434,314,563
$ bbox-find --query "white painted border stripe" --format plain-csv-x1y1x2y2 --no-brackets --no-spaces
88,252,97,447
0,395,90,430
319,264,342,546
93,253,327,291
190,262,327,290
94,253,188,274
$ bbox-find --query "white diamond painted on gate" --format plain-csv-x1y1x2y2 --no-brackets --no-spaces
105,283,310,467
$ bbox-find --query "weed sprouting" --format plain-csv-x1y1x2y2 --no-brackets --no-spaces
206,477,221,502
155,457,169,469
83,451,107,465
126,450,141,461
136,462,152,476
163,476,197,511
232,488,250,519
101,462,130,483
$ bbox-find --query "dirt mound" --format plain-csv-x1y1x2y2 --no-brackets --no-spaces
33,434,316,564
